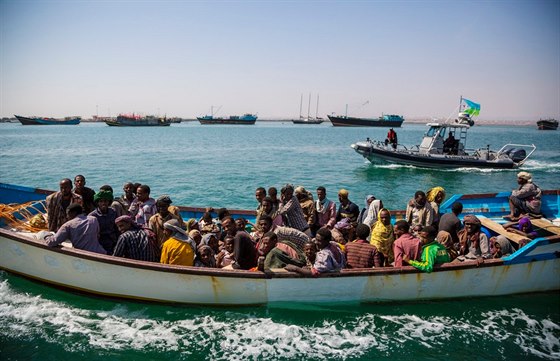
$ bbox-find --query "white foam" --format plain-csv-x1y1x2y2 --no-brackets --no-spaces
1,278,559,360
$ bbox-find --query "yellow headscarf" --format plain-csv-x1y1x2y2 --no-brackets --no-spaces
426,187,446,203
370,208,395,261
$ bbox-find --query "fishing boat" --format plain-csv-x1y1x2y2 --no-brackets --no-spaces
292,94,324,124
537,118,558,130
1,182,558,306
105,114,171,127
14,115,81,125
327,103,404,127
351,97,536,169
197,106,257,125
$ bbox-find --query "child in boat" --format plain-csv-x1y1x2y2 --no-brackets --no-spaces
216,236,235,268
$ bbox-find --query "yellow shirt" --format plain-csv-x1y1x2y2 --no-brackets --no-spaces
160,237,194,266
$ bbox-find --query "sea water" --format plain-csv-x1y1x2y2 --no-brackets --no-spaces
0,122,559,360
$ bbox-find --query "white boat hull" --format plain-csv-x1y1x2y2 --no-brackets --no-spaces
1,229,558,305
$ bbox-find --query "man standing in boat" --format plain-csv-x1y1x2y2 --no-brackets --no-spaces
128,184,157,226
46,178,83,232
386,128,398,150
73,175,96,214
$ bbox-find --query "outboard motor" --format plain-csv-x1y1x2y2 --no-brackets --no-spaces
505,148,527,163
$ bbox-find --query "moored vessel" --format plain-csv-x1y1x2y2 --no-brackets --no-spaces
537,118,558,130
15,115,81,125
105,114,171,126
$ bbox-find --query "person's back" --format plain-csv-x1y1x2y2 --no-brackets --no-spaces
438,202,463,245
393,220,422,267
160,219,196,266
345,224,381,268
114,226,160,262
44,203,106,254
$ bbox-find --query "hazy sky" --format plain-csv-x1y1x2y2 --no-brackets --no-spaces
1,0,559,120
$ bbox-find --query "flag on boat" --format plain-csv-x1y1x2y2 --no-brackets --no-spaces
462,98,481,116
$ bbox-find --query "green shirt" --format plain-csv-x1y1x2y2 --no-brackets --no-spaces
408,241,450,273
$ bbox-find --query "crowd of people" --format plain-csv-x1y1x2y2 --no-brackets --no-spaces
38,171,543,275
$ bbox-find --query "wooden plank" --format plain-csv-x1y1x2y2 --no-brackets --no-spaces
479,217,527,244
530,218,560,236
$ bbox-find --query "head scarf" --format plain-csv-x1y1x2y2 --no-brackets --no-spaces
369,208,395,261
196,244,216,268
458,214,482,253
94,190,114,203
365,195,375,207
185,218,199,232
494,235,515,256
517,217,534,232
517,171,532,182
201,233,217,246
164,219,189,241
436,230,453,248
115,215,134,225
338,189,349,197
335,217,352,230
426,187,446,204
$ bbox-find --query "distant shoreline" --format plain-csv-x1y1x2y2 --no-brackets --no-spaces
0,117,549,126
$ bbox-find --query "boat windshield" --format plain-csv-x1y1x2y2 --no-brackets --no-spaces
426,126,446,138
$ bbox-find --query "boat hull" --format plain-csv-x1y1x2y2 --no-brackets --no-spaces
292,119,324,124
328,115,404,127
537,119,558,130
1,229,558,305
15,115,80,125
351,142,518,169
197,118,256,125
106,116,171,126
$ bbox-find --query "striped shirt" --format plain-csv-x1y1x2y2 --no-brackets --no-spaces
113,227,160,262
345,240,382,268
278,196,309,232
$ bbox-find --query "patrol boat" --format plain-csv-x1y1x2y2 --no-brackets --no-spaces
350,97,536,169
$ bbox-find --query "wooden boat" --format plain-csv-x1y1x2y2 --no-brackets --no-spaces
537,118,558,130
351,98,536,169
0,183,558,306
14,115,81,125
106,114,171,127
197,107,257,125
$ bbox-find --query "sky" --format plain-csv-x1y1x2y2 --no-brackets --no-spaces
1,0,559,121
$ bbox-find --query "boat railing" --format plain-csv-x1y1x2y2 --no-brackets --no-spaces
496,143,537,165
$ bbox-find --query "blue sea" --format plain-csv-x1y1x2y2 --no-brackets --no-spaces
0,121,559,360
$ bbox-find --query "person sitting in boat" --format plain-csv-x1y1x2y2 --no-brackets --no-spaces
255,186,266,214
404,226,450,273
295,186,316,231
426,187,446,225
314,186,337,233
89,189,118,254
221,217,257,270
199,211,220,235
490,235,515,258
73,175,96,214
303,240,317,267
436,231,458,261
113,215,160,262
405,191,435,228
369,209,395,266
345,224,383,268
194,245,217,268
285,228,345,276
361,196,383,229
336,189,360,226
267,186,280,211
437,202,463,246
112,182,137,217
148,195,184,249
160,219,196,266
189,229,203,249
255,216,309,252
278,184,312,236
257,231,306,272
443,132,458,155
201,233,220,257
505,172,542,221
46,178,83,232
42,203,106,255
254,196,282,232
503,216,538,240
216,236,235,268
456,215,491,261
331,218,354,248
128,184,157,227
393,220,422,267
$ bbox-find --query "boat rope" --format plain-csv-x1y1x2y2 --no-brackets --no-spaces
0,201,48,232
